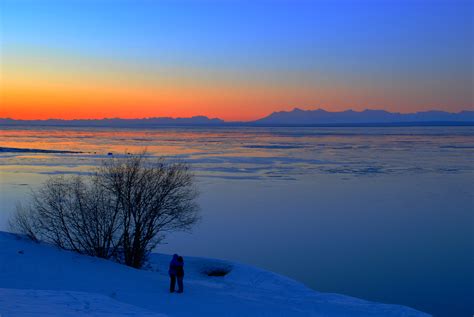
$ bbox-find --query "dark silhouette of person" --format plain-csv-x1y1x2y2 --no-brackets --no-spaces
169,254,184,293
176,256,184,293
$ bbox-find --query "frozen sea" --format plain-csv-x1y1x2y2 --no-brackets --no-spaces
0,126,472,316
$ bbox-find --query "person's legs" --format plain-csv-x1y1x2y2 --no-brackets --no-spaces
170,275,176,293
177,276,184,293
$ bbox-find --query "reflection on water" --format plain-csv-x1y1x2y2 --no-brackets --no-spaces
0,126,473,316
1,126,473,179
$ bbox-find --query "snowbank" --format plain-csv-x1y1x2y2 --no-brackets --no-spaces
0,231,430,316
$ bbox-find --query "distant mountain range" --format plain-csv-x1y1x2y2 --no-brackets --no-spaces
1,109,473,127
0,116,225,128
253,108,474,125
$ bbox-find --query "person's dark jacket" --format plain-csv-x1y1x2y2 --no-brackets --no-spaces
176,256,184,277
169,254,180,276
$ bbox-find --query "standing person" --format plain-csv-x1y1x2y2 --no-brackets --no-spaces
176,256,184,293
169,254,179,293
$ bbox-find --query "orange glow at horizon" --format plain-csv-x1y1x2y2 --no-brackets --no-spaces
0,59,376,121
2,83,468,121
1,50,471,121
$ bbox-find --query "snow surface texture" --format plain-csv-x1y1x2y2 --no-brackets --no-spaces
0,232,430,316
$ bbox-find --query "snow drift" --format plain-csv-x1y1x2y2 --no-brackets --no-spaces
0,231,430,316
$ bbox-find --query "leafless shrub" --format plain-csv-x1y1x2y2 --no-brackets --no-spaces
202,265,233,277
11,154,199,268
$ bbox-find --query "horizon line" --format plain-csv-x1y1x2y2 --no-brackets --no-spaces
1,108,473,122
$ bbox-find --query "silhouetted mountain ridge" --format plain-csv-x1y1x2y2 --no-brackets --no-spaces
1,109,472,127
0,116,225,127
253,108,474,125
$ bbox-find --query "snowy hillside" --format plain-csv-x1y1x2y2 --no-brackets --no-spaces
0,231,429,316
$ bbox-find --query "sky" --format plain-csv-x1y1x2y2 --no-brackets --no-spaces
0,0,472,121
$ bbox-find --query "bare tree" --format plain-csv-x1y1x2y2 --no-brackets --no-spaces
98,155,199,268
11,175,123,258
11,154,200,268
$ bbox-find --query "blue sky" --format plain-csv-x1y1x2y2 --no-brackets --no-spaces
1,0,472,119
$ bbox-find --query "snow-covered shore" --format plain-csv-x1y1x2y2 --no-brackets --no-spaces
0,231,430,316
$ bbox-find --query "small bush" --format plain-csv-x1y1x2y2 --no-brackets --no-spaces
202,265,232,277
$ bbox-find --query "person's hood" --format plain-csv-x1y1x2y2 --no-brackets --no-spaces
170,254,180,266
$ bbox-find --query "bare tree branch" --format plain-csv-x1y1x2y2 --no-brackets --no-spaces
10,153,200,268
